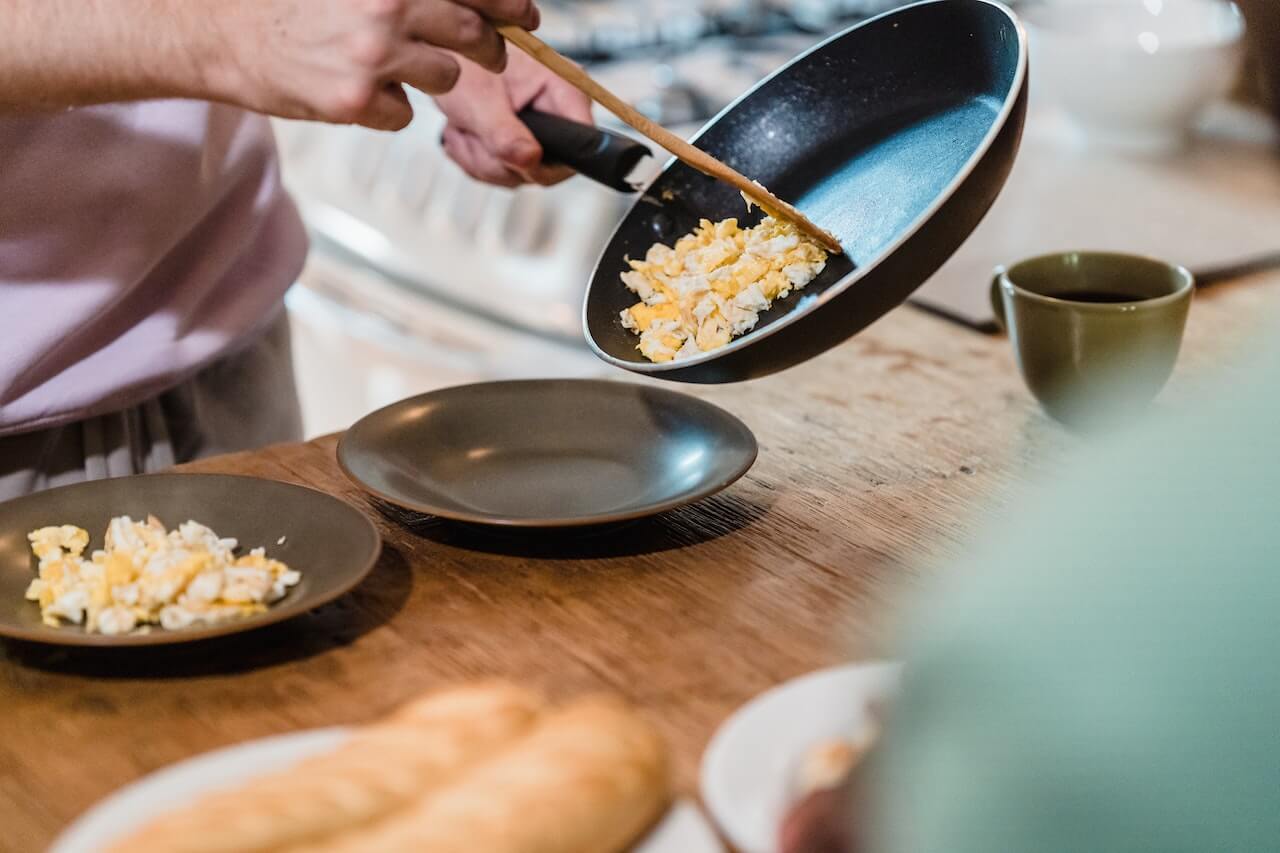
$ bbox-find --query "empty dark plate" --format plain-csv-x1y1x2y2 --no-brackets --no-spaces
337,380,759,528
0,474,381,647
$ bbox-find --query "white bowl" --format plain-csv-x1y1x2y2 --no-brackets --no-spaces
1025,0,1246,150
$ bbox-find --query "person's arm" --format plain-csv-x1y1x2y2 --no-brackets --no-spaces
5,0,593,186
3,0,538,131
3,0,209,109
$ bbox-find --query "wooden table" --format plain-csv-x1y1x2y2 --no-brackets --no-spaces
1,274,1275,852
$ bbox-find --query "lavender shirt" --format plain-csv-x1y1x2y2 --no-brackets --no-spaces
0,100,308,437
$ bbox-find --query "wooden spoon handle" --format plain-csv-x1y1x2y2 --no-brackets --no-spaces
497,25,844,255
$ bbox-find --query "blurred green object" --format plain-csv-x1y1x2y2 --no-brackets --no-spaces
875,340,1280,852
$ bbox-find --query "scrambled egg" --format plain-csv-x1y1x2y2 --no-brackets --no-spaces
620,204,829,363
25,516,300,635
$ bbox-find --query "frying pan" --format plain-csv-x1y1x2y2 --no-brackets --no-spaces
521,0,1028,383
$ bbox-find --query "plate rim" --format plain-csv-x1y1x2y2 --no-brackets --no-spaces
699,661,903,853
0,472,382,648
336,378,759,528
50,727,351,853
51,726,723,853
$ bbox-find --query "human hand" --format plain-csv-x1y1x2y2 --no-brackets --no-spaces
206,0,540,130
433,48,594,187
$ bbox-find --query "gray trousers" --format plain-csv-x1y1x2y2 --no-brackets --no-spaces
0,312,303,500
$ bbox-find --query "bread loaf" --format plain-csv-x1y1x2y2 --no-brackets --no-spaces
302,696,670,853
109,682,544,853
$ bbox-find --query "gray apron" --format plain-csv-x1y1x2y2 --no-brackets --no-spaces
0,312,303,500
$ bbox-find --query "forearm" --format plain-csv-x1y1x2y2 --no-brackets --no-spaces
0,0,577,188
1,0,215,110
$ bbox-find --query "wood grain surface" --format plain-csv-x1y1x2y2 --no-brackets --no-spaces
1,274,1276,852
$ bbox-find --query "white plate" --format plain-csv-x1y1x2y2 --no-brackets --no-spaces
700,661,903,853
53,728,723,853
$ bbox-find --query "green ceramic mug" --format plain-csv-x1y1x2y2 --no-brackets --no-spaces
991,251,1195,426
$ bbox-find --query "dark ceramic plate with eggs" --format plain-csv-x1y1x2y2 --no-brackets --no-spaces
0,474,380,647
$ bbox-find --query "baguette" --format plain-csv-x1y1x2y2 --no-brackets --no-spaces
300,696,670,853
109,682,545,853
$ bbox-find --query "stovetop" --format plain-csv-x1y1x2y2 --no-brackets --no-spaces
540,0,906,64
540,0,907,127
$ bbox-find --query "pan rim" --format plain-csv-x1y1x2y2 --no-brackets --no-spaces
0,473,383,648
583,0,1029,375
335,378,760,528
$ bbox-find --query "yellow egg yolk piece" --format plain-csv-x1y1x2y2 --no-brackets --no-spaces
619,208,829,363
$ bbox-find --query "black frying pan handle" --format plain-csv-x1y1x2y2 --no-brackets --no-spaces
518,108,651,193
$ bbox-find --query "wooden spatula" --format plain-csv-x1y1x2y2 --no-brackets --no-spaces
498,25,844,255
